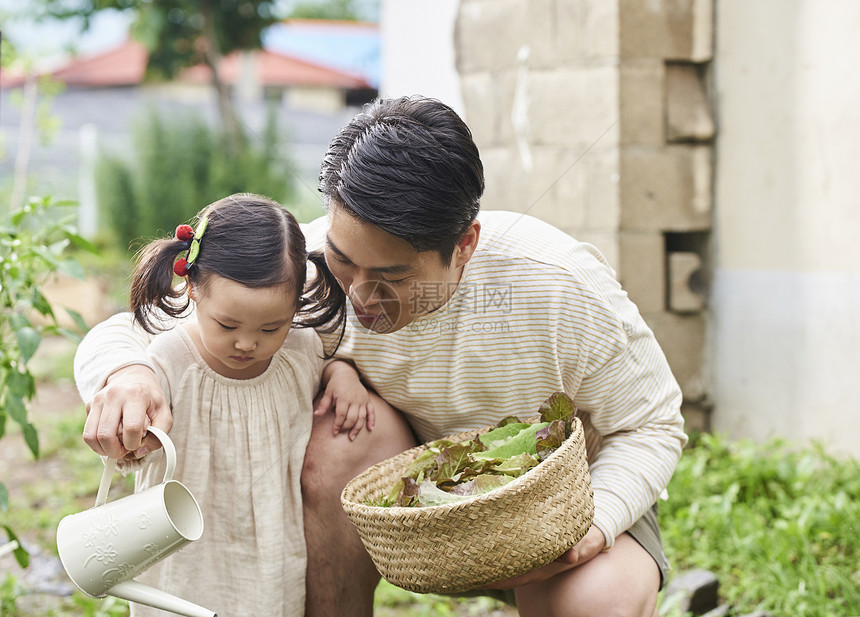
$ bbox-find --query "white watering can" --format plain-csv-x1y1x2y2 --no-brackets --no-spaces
56,427,217,617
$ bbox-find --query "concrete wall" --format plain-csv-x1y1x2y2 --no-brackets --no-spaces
712,0,860,455
453,0,714,428
380,0,464,115
455,0,622,260
380,0,860,455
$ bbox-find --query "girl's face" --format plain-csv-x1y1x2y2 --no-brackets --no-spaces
190,275,296,379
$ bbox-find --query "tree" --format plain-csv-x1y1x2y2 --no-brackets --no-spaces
285,0,377,21
34,0,280,152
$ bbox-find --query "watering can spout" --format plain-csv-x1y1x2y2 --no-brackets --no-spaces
108,580,217,617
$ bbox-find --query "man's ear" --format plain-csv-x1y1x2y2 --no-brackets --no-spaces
452,220,481,268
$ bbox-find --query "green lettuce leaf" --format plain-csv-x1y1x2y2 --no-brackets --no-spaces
371,391,577,507
490,452,540,476
416,480,471,506
472,422,549,460
478,422,530,449
447,473,514,497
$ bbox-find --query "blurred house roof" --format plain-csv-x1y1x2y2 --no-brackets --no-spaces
179,46,371,89
0,19,378,90
263,19,380,88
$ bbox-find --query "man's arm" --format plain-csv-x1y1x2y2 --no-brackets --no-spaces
74,312,156,400
74,312,174,459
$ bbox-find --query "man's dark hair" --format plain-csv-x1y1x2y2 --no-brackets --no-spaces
318,95,485,263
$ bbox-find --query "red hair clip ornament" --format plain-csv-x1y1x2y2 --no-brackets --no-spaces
172,217,208,277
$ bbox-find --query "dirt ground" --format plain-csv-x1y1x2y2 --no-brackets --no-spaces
0,378,89,613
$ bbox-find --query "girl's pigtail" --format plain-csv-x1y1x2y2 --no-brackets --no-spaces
129,238,192,334
297,250,347,355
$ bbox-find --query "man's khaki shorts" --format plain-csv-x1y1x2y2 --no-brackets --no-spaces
452,503,669,606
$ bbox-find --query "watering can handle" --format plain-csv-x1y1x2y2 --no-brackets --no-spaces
94,426,176,508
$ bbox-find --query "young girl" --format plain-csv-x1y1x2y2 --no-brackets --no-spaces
113,193,371,616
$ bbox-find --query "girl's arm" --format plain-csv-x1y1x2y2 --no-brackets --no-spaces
313,360,375,441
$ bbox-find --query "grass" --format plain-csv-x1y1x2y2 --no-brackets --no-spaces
660,432,860,616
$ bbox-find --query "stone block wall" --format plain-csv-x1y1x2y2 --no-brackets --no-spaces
455,0,715,428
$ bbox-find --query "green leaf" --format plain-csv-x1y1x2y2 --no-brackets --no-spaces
65,308,90,333
1,525,29,569
63,231,100,255
0,482,7,512
57,257,86,280
5,394,28,425
535,420,567,460
21,422,39,459
416,479,471,507
435,443,477,482
478,422,529,449
30,288,55,318
49,199,79,208
472,422,548,461
401,448,441,482
56,326,84,343
492,452,540,476
447,474,514,497
14,327,41,363
10,207,27,226
538,391,577,424
6,369,35,400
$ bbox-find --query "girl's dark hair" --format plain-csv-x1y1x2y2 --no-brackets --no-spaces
318,95,485,264
130,193,346,340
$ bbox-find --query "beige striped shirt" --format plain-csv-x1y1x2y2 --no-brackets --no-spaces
75,210,686,548
307,210,686,547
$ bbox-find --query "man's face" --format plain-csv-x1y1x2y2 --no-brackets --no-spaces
324,207,473,333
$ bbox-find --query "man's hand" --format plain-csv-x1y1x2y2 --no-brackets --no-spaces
82,364,172,460
481,525,607,590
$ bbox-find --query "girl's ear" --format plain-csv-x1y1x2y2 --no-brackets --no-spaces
186,280,196,302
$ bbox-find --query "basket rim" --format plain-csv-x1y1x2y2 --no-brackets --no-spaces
341,416,584,513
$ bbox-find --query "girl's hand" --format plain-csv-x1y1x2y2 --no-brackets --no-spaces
314,361,376,440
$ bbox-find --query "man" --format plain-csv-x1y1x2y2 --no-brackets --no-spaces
76,95,686,617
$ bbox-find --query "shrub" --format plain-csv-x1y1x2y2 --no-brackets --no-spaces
661,432,860,616
96,104,296,253
0,196,97,567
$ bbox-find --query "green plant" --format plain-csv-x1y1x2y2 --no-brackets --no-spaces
0,196,98,566
70,595,129,617
95,104,298,253
661,432,860,617
373,579,507,616
0,573,25,617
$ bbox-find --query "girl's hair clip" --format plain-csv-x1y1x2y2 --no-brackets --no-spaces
173,217,209,277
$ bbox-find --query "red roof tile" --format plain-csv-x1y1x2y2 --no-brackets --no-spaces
51,39,149,87
180,48,370,89
0,38,371,90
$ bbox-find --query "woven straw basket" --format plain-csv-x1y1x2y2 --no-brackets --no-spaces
340,416,594,594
